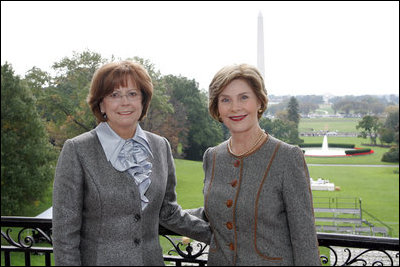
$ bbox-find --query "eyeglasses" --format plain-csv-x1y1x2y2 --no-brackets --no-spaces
105,91,142,102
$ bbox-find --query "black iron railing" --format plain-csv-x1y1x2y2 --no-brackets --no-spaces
1,216,399,266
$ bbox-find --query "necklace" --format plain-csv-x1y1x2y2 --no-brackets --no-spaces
228,130,267,157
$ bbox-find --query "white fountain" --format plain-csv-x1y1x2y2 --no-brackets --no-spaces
322,135,329,153
303,135,347,157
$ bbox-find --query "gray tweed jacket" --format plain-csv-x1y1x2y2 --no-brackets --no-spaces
190,135,321,266
52,129,211,266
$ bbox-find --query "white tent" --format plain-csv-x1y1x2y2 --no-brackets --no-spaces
35,207,52,219
310,178,335,191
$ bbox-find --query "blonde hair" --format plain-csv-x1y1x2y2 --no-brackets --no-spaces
208,63,268,122
87,60,153,123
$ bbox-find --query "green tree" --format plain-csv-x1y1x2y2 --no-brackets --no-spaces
299,102,319,115
331,95,390,116
1,63,56,215
356,115,381,145
259,117,303,145
23,66,52,103
379,128,395,144
133,58,184,156
162,75,223,160
187,91,224,160
384,105,399,131
381,105,399,162
41,50,106,147
287,96,300,126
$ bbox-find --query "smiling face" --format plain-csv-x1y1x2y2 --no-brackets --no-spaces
99,78,143,139
218,79,261,136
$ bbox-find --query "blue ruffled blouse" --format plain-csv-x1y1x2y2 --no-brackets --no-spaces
95,122,153,210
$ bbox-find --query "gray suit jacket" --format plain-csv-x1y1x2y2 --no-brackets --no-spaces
190,136,321,266
52,129,211,266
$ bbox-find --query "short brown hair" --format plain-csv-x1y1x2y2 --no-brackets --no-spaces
87,60,153,124
208,64,268,122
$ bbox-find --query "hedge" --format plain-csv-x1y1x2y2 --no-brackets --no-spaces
345,148,371,155
299,143,355,148
381,147,399,162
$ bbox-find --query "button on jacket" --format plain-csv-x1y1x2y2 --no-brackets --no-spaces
52,129,211,266
192,135,321,266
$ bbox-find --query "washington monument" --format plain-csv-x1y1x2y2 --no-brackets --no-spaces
257,11,265,79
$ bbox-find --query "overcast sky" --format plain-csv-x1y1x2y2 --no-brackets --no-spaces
2,1,399,96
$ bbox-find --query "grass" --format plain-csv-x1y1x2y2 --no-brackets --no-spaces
1,251,54,266
174,159,205,209
309,166,399,236
316,104,335,115
299,117,361,133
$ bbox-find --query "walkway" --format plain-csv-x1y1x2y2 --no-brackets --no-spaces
308,164,399,167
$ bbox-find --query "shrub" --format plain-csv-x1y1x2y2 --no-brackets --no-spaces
299,143,322,148
345,148,371,155
382,147,399,163
299,143,355,148
329,143,355,148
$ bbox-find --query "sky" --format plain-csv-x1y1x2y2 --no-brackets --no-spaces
1,1,399,96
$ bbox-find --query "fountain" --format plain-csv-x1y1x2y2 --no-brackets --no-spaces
322,135,329,153
303,135,347,157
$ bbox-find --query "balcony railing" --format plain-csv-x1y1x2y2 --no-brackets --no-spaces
1,216,399,266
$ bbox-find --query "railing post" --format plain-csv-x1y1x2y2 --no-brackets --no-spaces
4,250,11,266
24,251,31,266
45,252,52,266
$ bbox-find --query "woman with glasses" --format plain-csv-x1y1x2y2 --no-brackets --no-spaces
52,60,211,266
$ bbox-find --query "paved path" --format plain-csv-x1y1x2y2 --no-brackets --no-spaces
308,164,399,167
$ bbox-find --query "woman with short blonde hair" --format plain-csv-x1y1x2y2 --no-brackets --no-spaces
191,63,321,266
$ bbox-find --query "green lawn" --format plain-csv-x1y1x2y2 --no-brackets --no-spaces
315,104,335,115
309,166,399,236
299,117,361,133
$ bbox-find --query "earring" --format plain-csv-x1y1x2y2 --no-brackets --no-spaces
102,112,107,119
258,109,263,113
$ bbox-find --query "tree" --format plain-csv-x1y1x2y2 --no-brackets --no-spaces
287,97,300,126
1,63,57,215
356,115,381,145
283,97,303,144
161,75,223,160
37,50,106,147
266,101,288,116
134,58,180,154
384,105,399,131
186,91,223,160
378,105,399,145
299,102,319,115
141,79,180,156
381,105,399,162
381,146,399,162
259,117,303,145
333,100,357,115
379,128,395,144
331,95,390,116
